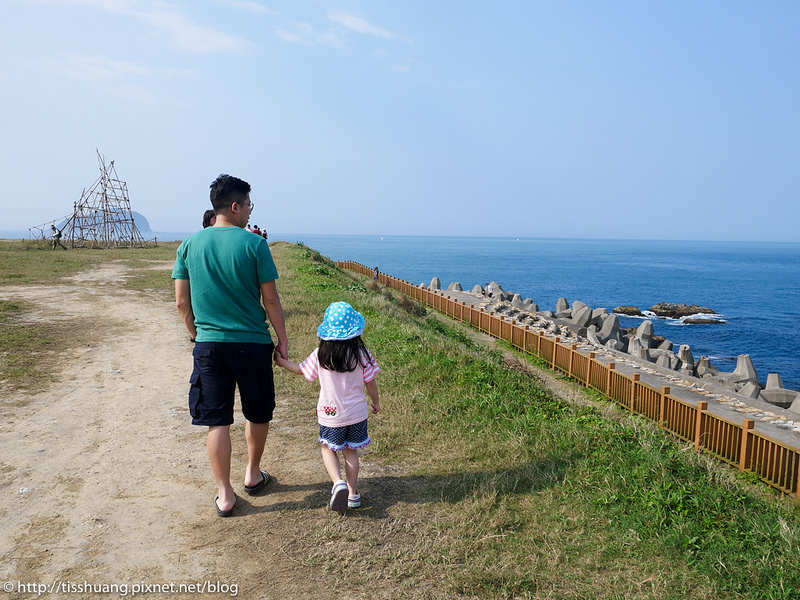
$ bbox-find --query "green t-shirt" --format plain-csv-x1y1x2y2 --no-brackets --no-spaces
172,226,279,344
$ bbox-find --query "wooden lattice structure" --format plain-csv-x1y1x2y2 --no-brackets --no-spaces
30,150,148,248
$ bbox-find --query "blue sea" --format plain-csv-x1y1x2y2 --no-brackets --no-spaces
271,234,800,392
4,230,798,391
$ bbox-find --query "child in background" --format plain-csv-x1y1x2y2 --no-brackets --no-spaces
274,301,380,511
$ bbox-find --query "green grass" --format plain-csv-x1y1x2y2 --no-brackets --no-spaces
0,299,73,390
0,300,38,381
271,241,800,599
118,244,182,294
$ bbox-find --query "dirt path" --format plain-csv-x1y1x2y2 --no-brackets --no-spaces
1,262,431,599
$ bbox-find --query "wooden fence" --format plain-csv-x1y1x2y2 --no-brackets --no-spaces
340,260,800,499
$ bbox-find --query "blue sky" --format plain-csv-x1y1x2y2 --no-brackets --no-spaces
2,1,798,241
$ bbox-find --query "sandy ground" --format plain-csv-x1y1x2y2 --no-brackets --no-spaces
0,262,430,600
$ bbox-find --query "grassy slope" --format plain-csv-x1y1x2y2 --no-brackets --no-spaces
275,240,800,599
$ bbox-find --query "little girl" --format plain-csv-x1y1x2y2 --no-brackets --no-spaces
275,301,380,511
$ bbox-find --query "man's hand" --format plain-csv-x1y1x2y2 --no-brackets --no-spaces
273,350,302,375
274,338,289,361
175,279,197,340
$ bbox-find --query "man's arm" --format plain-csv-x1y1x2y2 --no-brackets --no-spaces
260,279,289,360
174,278,197,340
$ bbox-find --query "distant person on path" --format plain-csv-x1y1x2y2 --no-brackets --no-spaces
373,267,379,281
202,209,216,228
274,301,380,512
50,225,66,250
251,224,262,236
172,174,288,518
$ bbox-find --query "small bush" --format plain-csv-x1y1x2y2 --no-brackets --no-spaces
297,263,331,277
398,294,426,317
300,248,324,263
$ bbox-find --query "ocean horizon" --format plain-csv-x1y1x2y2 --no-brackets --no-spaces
4,230,799,392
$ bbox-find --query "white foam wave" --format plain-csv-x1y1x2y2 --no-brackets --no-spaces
619,313,650,321
617,310,726,324
707,354,737,362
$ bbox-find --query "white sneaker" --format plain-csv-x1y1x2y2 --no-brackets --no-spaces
348,493,361,509
329,480,348,511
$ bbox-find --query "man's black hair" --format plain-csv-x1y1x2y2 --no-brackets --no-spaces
209,174,251,213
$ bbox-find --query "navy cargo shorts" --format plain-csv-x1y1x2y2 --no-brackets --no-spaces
188,342,275,426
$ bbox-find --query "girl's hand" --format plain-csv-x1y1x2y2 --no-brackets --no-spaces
372,401,380,414
274,351,288,368
274,353,303,375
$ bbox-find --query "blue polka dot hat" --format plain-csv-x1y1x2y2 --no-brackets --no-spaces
317,301,366,341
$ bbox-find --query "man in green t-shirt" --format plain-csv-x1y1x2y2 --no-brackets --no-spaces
172,174,288,517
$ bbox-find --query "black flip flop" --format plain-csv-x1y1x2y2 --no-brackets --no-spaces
244,469,270,496
214,494,234,518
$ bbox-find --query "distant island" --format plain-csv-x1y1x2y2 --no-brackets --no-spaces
131,211,152,233
55,210,153,233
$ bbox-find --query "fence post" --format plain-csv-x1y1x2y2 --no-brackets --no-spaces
606,363,615,396
660,386,670,427
694,401,708,452
740,419,754,472
537,331,542,357
568,343,577,378
630,374,639,413
553,338,561,368
796,462,800,501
